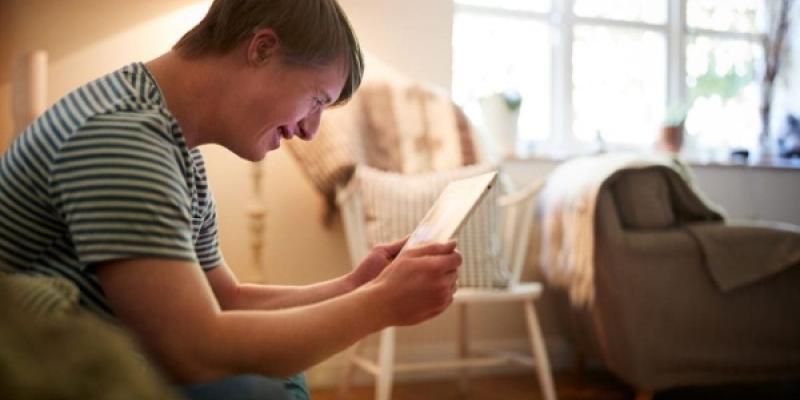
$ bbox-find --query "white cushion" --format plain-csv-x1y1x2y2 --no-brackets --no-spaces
354,164,509,288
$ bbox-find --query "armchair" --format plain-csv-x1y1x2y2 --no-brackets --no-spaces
561,165,800,393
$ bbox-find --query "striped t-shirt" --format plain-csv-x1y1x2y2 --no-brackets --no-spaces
0,62,223,319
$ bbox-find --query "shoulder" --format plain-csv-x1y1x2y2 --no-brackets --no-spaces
65,110,179,155
50,110,188,192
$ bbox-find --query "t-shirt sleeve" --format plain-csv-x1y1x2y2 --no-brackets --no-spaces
49,113,198,269
196,195,224,271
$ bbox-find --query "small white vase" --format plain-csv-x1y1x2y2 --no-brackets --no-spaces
479,93,520,159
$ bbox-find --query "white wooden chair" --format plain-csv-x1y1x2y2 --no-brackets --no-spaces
335,175,557,400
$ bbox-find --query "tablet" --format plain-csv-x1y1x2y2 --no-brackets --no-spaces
400,171,498,253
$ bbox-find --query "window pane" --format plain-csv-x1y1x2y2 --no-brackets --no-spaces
452,12,551,141
455,0,551,13
574,0,667,24
572,26,666,144
685,35,761,151
687,0,760,33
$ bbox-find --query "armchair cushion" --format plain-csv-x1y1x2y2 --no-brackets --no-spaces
612,169,676,229
354,164,508,288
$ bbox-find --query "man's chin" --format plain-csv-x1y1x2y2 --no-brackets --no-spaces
234,146,271,162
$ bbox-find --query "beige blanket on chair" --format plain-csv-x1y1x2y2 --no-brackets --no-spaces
286,81,479,223
538,153,674,306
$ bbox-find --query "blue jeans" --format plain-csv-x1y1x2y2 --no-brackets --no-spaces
180,373,309,400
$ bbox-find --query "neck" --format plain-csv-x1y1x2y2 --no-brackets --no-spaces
145,51,231,149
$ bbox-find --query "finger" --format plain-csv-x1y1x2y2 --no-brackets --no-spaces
378,235,410,257
411,251,463,273
402,240,457,258
372,235,410,259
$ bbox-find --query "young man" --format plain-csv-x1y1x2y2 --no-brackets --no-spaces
0,0,462,398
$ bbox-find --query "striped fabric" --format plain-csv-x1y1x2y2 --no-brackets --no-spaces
0,63,222,319
354,164,509,289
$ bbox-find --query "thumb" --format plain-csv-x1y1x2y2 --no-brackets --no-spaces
402,240,458,258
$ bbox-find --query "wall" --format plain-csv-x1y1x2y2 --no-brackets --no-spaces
337,0,454,90
0,0,206,147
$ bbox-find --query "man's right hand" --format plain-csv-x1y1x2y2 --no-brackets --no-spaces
365,241,462,327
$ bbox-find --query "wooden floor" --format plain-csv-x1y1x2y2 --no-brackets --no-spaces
311,370,634,400
311,370,800,400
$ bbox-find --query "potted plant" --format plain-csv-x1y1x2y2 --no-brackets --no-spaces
656,103,690,155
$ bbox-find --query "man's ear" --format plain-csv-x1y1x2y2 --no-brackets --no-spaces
247,28,280,65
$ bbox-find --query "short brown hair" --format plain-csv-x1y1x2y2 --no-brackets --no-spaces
174,0,364,105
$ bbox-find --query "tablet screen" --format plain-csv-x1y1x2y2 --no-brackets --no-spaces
400,171,498,253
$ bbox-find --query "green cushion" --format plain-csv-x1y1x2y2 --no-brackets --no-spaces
0,275,182,399
1,273,80,317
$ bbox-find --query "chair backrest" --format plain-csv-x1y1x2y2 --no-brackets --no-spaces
337,168,542,288
498,179,543,286
610,168,677,230
336,180,370,266
286,78,483,210
607,166,724,231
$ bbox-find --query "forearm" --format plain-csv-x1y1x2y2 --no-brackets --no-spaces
223,273,357,311
189,282,388,381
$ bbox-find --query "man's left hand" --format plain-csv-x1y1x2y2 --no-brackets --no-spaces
348,236,409,289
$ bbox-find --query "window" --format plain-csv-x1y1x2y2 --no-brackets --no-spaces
452,0,767,156
684,0,763,152
452,5,552,143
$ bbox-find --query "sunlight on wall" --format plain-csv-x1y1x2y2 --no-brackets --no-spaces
47,1,211,100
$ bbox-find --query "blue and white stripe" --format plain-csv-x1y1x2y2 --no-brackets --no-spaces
0,63,222,318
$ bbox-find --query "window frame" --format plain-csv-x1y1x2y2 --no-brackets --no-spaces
452,0,766,151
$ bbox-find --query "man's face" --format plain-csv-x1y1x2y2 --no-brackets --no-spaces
221,56,347,161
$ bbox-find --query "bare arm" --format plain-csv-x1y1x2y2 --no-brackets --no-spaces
207,237,408,311
205,264,356,310
95,242,460,384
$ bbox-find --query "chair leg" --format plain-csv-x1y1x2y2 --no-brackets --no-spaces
337,340,363,400
375,327,396,400
457,303,470,396
524,301,557,400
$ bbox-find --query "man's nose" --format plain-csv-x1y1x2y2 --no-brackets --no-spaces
296,112,322,141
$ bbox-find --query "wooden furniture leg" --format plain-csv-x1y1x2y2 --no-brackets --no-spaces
375,327,396,400
525,300,557,400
